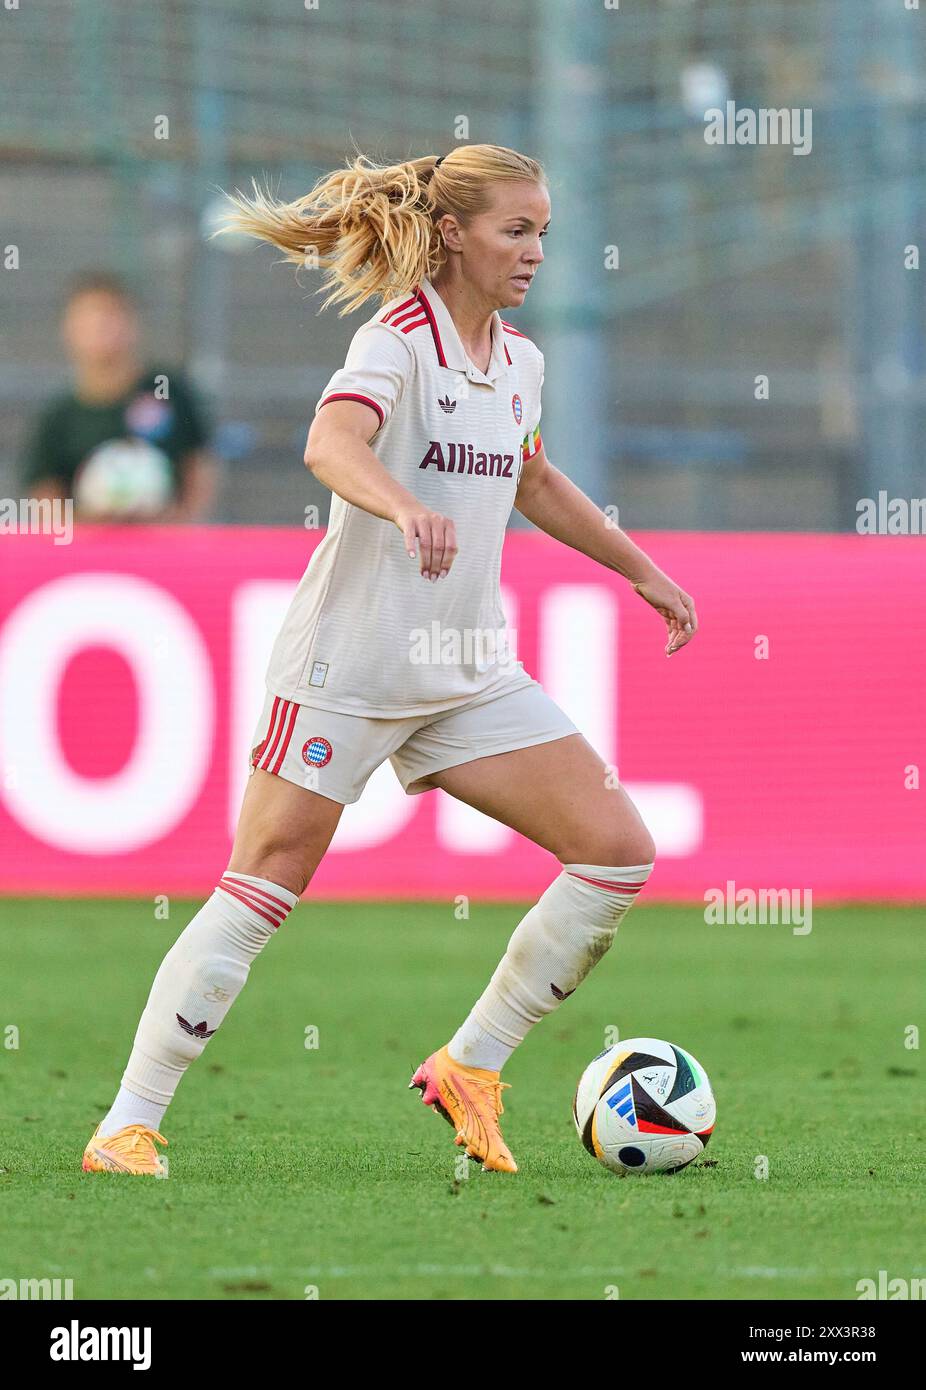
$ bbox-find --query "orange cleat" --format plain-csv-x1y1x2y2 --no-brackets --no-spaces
82,1123,168,1177
409,1044,517,1172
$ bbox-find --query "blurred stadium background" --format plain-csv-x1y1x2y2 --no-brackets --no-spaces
2,0,925,1308
1,0,924,902
3,0,924,529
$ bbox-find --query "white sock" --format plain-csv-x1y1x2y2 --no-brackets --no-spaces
98,1086,168,1137
448,861,654,1072
98,872,298,1135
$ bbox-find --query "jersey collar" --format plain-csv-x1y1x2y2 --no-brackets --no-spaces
415,277,510,384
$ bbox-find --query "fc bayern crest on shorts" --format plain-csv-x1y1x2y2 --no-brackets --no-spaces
511,393,523,425
302,736,333,768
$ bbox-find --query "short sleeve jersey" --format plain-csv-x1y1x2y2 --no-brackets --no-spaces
265,277,545,716
21,366,210,499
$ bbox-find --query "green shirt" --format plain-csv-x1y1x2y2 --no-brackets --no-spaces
21,365,210,499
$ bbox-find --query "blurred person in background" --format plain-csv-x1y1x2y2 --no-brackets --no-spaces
21,272,217,521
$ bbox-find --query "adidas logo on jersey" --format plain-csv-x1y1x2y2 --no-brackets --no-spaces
418,441,515,478
437,394,457,413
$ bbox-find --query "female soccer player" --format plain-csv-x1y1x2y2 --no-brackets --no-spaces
82,144,697,1176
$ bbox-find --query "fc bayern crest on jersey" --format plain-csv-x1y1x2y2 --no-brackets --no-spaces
511,393,523,425
302,736,333,768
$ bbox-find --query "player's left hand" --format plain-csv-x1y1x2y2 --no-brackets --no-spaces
631,571,698,656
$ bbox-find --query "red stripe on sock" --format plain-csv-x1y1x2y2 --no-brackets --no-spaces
225,885,287,925
567,872,648,893
216,882,285,929
222,874,294,916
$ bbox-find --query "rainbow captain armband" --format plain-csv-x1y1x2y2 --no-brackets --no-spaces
521,425,542,463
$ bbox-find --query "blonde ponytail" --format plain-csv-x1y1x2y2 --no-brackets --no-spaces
214,145,546,316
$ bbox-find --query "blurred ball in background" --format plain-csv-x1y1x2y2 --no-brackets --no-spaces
73,438,175,519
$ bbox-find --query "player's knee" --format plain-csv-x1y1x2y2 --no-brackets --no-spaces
596,842,655,873
226,844,311,898
610,810,656,867
261,855,311,898
627,827,657,867
564,828,656,870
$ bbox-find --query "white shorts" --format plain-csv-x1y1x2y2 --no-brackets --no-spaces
248,678,579,805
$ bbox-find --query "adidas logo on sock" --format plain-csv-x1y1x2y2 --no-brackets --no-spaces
176,1014,216,1039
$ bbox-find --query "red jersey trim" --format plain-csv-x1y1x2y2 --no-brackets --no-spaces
318,392,385,428
501,321,533,344
411,286,448,367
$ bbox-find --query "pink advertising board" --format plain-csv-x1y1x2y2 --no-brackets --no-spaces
0,526,922,900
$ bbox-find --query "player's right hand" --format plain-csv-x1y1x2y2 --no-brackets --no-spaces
631,569,698,656
395,504,458,581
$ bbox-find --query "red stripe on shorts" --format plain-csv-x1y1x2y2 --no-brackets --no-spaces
259,699,290,771
271,701,299,775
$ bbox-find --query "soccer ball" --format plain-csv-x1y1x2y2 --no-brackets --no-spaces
573,1037,715,1175
74,439,175,519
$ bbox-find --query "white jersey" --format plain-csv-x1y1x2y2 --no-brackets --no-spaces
265,276,545,717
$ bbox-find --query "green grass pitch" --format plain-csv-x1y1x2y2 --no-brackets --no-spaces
0,898,922,1301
